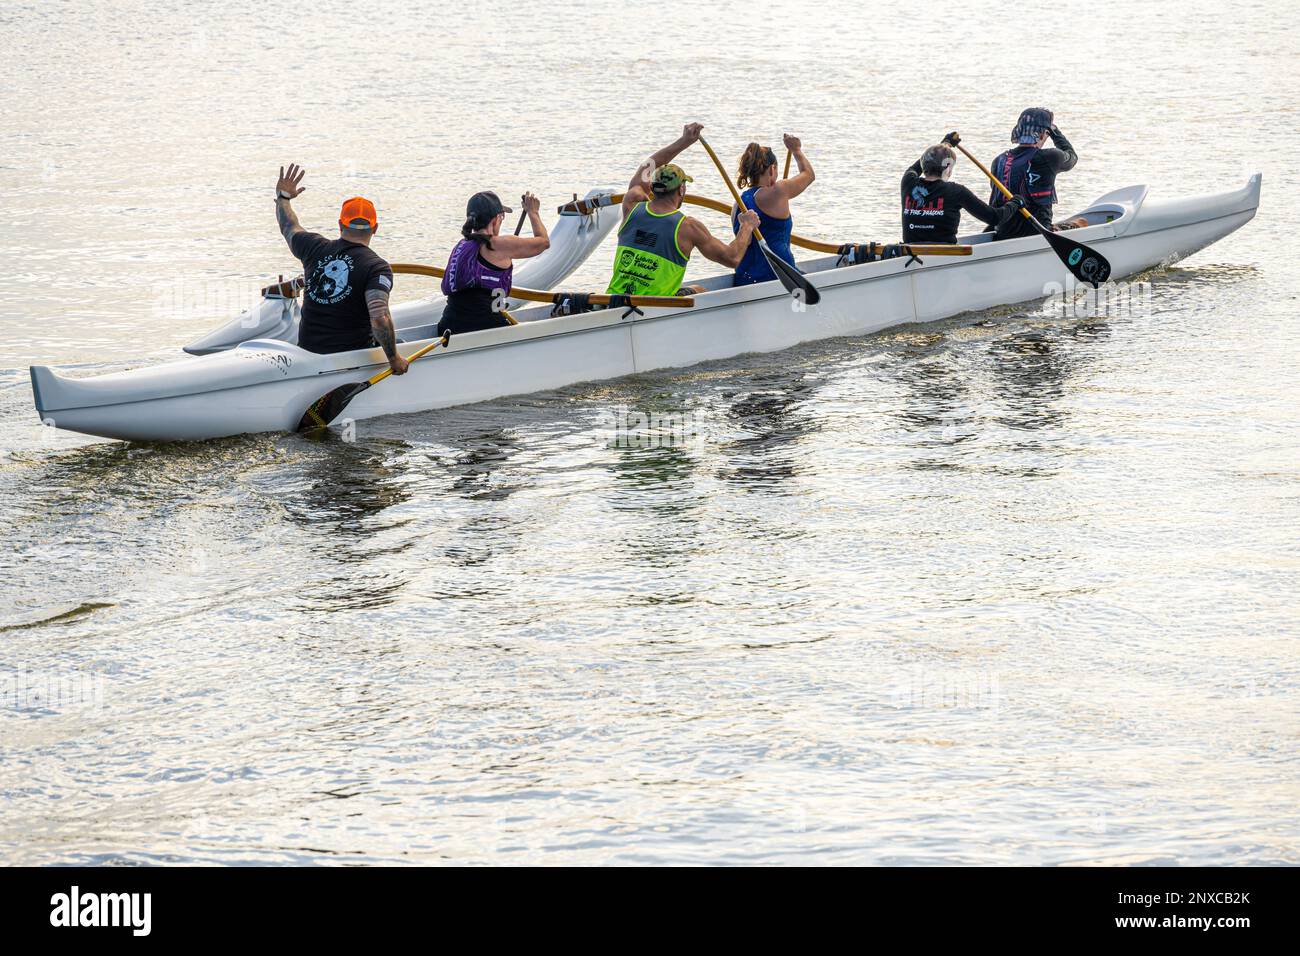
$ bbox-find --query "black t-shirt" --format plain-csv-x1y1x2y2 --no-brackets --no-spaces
901,161,999,244
290,232,394,353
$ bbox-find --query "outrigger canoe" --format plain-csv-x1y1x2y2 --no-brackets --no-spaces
30,175,1260,443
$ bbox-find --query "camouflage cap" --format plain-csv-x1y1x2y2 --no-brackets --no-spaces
651,163,694,193
1012,107,1054,144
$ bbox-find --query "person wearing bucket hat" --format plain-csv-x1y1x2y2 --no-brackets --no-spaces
273,163,406,375
437,189,550,336
985,108,1079,240
607,123,760,298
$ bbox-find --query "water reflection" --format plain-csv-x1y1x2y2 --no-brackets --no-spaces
608,442,698,498
603,403,702,570
400,417,542,575
717,367,822,491
602,383,702,504
989,331,1069,430
276,435,413,535
889,340,976,472
435,425,525,503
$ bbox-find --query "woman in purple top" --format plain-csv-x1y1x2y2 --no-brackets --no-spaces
437,190,550,335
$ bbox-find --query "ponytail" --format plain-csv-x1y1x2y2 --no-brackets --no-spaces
736,142,776,189
462,217,493,247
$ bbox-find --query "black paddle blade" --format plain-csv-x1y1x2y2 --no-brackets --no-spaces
1036,221,1112,287
761,240,820,306
296,380,371,432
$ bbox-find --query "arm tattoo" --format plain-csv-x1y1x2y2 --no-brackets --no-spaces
366,289,398,360
276,197,302,243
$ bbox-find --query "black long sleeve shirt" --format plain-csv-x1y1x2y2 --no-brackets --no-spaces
901,157,1000,244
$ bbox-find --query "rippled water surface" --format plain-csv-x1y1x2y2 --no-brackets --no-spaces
2,0,1298,864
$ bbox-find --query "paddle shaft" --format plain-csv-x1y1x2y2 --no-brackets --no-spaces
952,142,1036,224
389,264,692,308
783,149,792,179
502,210,527,319
366,332,450,386
698,136,767,244
556,193,972,257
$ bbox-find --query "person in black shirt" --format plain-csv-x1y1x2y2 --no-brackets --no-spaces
901,137,1000,244
987,108,1078,240
273,164,407,375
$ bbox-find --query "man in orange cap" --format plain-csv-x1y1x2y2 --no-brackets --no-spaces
275,163,407,374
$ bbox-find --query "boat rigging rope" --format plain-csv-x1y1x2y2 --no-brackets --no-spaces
836,242,925,268
551,292,643,320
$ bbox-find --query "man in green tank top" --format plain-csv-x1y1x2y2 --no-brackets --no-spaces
608,123,759,297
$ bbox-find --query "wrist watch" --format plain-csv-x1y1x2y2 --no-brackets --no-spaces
276,189,292,200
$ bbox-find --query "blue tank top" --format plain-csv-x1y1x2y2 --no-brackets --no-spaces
731,187,797,286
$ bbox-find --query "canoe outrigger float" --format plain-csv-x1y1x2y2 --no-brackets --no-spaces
30,175,1260,443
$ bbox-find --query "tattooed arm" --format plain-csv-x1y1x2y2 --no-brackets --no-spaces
275,164,307,248
366,288,408,375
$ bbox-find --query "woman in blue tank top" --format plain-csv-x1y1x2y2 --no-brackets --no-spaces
730,134,816,286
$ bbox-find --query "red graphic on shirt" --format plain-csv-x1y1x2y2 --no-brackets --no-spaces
904,194,944,214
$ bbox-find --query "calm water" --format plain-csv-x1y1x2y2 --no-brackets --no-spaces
2,0,1298,864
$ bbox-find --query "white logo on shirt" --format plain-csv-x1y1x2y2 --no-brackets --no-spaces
307,256,354,305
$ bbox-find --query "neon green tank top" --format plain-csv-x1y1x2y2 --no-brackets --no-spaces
606,202,689,297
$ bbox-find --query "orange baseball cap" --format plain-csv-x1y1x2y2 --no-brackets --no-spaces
339,196,378,231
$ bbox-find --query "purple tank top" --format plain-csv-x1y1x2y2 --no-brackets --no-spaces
441,238,513,297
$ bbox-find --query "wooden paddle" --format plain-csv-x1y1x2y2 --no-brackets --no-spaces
697,136,821,306
389,264,693,308
296,331,451,432
556,193,971,258
783,149,792,179
265,266,693,309
950,139,1112,287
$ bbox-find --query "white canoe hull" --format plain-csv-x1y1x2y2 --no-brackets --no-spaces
31,175,1261,443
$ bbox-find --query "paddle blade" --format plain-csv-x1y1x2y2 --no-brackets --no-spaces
760,240,820,307
296,380,371,432
1037,222,1112,287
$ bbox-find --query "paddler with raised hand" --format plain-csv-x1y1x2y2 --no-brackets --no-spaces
274,163,407,375
986,108,1079,239
730,133,816,287
437,190,551,336
607,122,760,298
